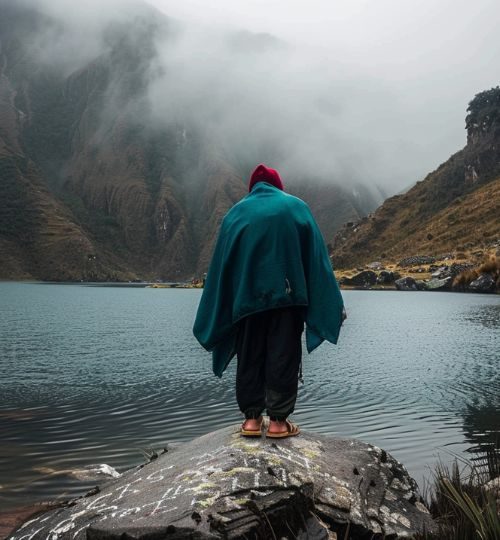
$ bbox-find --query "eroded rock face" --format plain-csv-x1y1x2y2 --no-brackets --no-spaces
8,427,435,540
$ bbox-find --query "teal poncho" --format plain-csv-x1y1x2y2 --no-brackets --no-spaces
193,182,344,377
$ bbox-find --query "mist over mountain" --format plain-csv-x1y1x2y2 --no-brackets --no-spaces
6,0,403,188
0,0,383,280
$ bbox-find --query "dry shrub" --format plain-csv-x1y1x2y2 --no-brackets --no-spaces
453,269,479,289
456,252,468,260
479,256,500,276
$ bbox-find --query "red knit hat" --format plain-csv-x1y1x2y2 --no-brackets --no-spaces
249,164,284,192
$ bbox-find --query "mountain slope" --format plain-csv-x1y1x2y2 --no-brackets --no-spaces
0,1,379,281
331,87,500,268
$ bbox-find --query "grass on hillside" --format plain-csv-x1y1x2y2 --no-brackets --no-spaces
332,176,500,271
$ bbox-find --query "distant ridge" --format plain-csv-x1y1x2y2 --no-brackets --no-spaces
331,87,500,268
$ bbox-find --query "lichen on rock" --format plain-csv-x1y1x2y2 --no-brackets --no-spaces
8,426,435,540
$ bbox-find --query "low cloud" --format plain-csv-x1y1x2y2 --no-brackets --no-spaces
12,0,500,192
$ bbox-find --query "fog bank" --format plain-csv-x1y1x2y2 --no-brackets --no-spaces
13,0,500,192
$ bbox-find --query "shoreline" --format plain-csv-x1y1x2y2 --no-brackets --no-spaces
338,284,500,293
1,250,498,293
1,280,498,294
0,503,65,540
0,280,202,288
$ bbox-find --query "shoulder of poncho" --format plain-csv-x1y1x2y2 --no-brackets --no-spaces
282,192,311,211
224,188,310,218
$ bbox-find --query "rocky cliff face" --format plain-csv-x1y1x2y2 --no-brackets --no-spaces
0,1,379,281
331,87,500,269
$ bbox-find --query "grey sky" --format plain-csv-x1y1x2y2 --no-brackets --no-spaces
18,0,500,193
145,0,500,190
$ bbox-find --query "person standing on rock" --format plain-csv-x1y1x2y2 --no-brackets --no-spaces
193,164,345,438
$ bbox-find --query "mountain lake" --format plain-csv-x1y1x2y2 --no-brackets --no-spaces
0,282,498,510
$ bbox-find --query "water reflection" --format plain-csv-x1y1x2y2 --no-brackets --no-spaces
463,399,500,446
464,303,500,330
458,301,499,452
459,301,499,477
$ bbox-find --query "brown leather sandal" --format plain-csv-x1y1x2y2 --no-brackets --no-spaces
266,420,300,439
240,416,264,437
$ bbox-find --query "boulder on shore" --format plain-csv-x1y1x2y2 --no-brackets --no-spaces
395,277,418,291
8,426,435,540
341,270,377,288
377,270,396,284
425,277,452,291
415,280,428,291
469,273,497,293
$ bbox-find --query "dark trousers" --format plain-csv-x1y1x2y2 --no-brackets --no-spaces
235,307,304,421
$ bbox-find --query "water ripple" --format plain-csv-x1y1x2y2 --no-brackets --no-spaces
0,284,498,510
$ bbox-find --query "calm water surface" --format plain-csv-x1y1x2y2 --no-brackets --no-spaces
0,283,499,510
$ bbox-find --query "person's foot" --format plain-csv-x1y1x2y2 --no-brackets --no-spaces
266,419,300,438
240,416,264,437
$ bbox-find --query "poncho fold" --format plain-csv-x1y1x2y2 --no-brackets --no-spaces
193,182,344,377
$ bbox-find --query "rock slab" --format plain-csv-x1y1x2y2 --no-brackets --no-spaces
8,426,435,540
